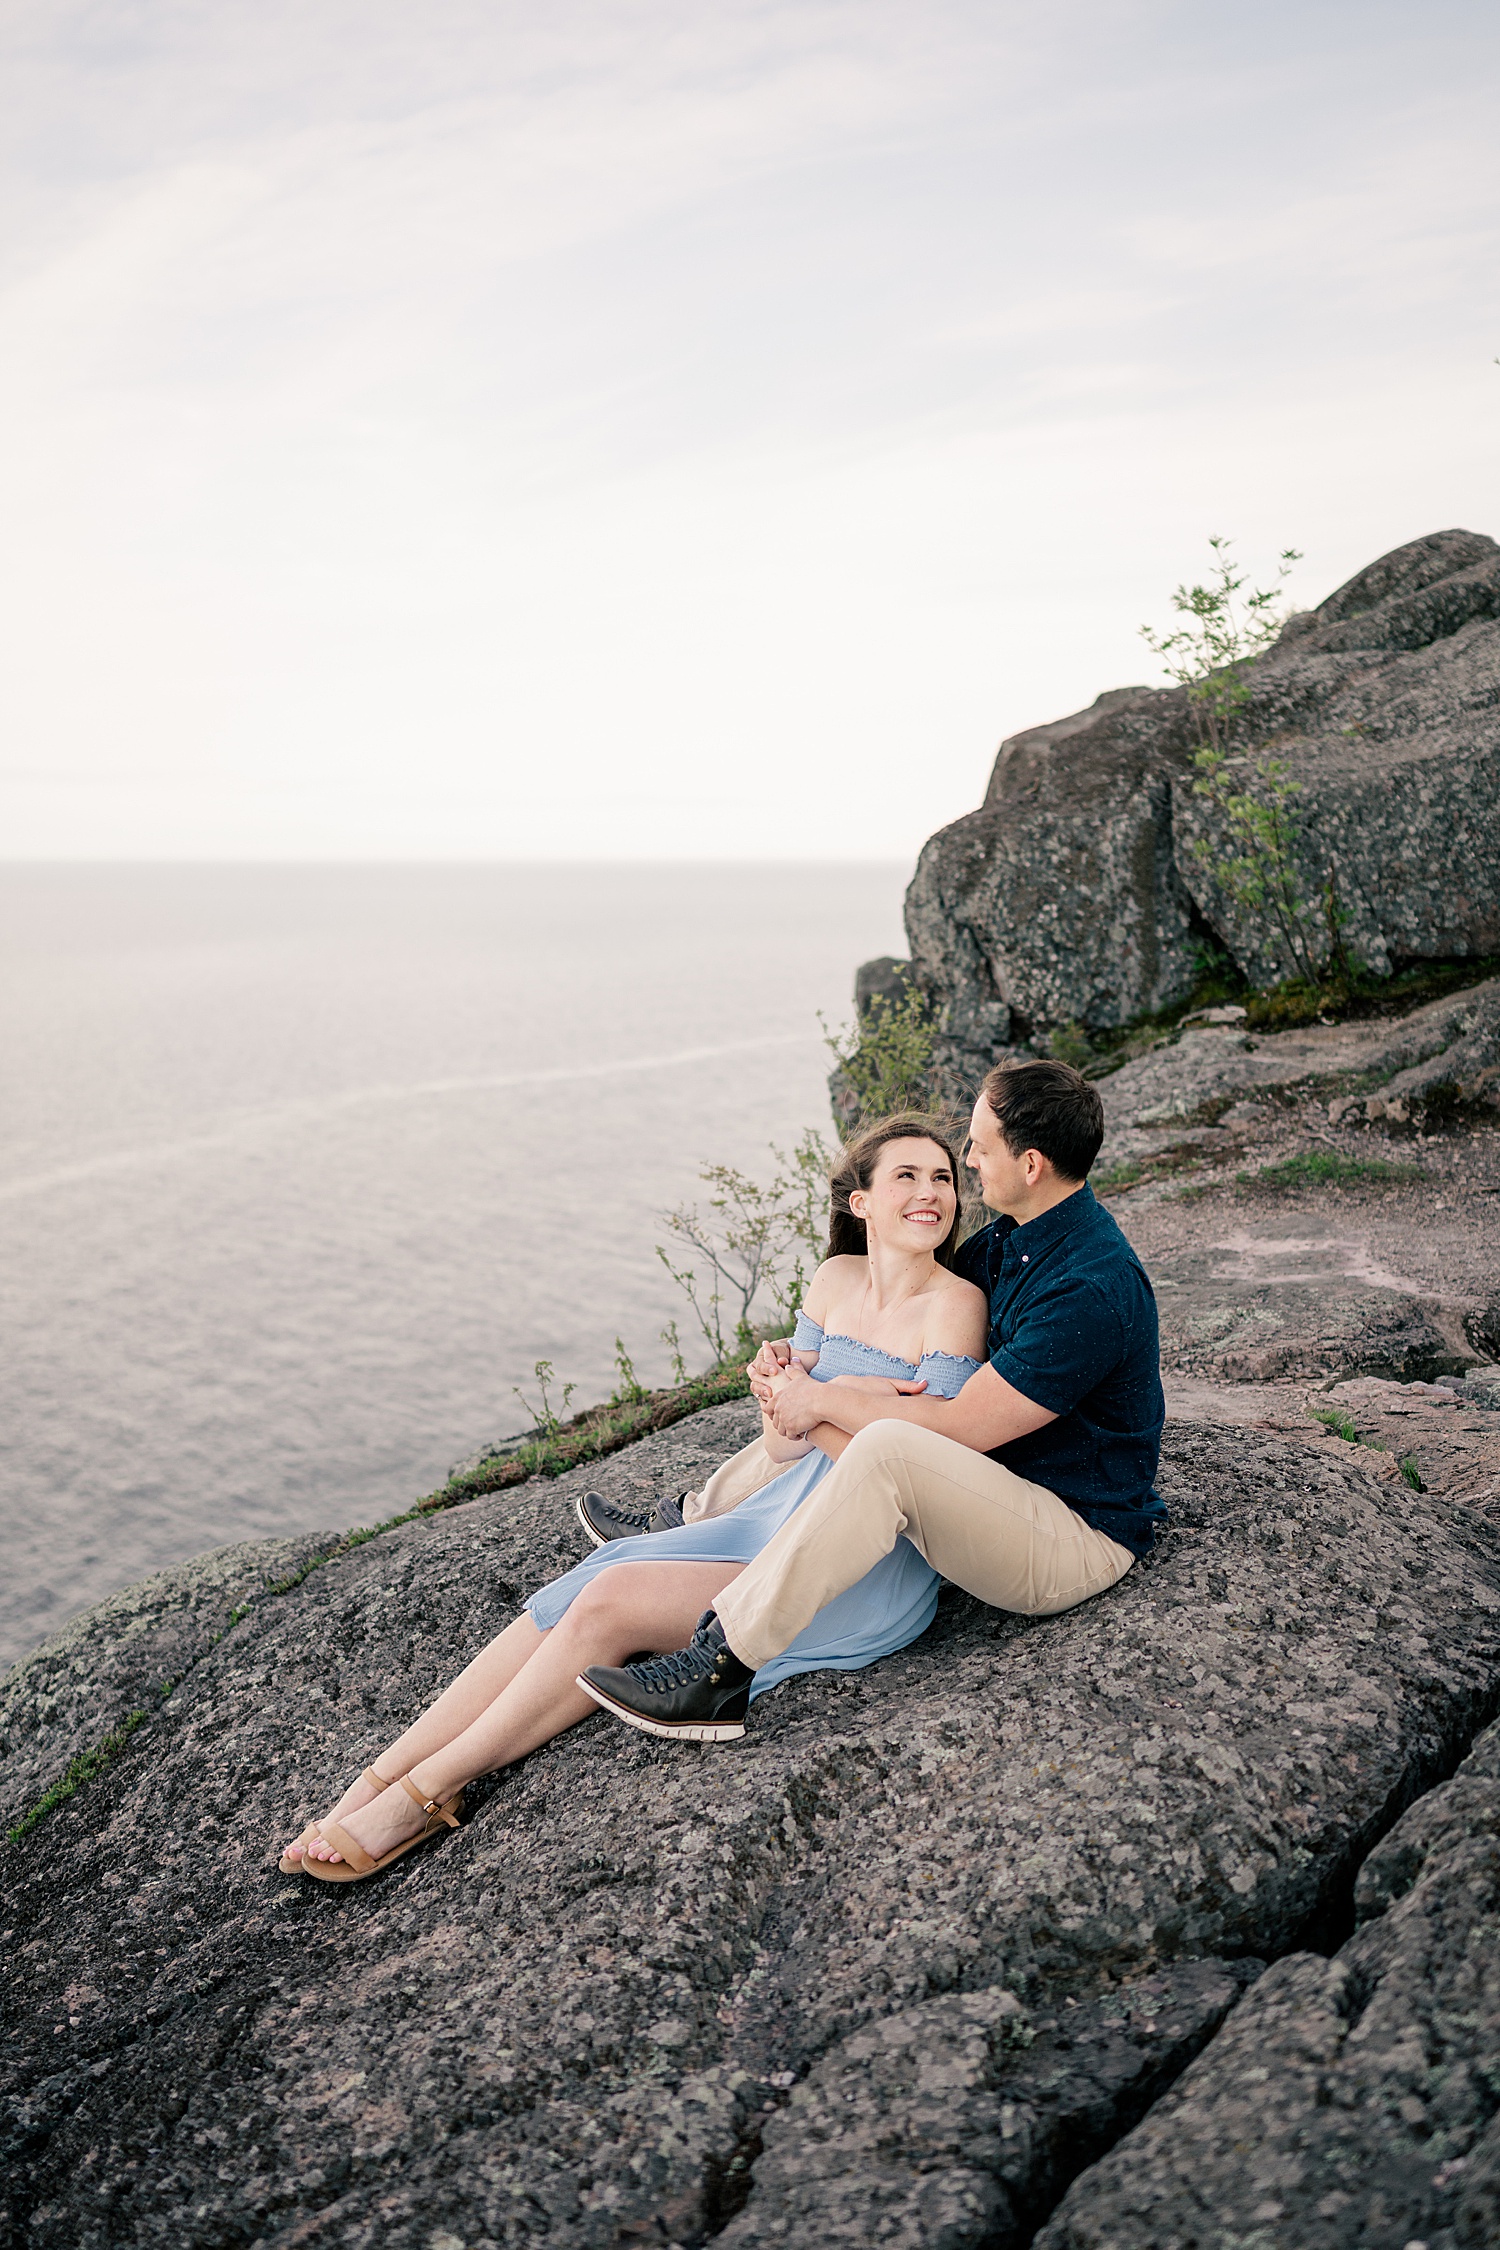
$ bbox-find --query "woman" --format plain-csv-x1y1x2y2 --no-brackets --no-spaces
284,1114,986,1882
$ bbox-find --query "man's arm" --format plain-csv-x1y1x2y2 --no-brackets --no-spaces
769,1359,1055,1456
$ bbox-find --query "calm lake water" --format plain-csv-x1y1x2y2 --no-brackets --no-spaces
0,863,907,1671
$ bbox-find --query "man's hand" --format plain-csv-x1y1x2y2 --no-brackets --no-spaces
768,1365,926,1438
772,1358,1057,1454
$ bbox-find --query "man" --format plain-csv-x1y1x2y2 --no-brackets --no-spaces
577,1058,1166,1740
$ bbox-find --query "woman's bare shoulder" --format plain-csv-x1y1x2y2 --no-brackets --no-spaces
920,1270,989,1359
802,1256,866,1324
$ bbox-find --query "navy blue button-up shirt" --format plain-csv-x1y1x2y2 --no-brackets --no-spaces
952,1184,1166,1556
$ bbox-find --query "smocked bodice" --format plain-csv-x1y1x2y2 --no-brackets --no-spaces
790,1312,980,1398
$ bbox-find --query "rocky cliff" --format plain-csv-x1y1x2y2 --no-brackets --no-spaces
899,529,1500,1084
5,1373,1500,2249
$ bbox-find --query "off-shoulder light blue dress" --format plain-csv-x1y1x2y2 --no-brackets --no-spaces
525,1313,983,1700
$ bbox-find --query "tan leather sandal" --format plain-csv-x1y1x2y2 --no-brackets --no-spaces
300,1775,464,1884
279,1767,392,1875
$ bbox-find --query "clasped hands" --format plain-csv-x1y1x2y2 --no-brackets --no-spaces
747,1336,927,1439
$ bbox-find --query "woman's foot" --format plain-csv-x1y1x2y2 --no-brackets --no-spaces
282,1769,389,1867
302,1774,443,1865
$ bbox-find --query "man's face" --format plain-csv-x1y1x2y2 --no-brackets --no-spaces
965,1097,1038,1215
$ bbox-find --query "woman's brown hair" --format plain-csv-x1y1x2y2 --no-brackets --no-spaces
827,1113,966,1269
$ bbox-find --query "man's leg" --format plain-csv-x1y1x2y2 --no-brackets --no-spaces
578,1435,790,1545
682,1436,787,1522
713,1419,1133,1669
579,1420,1136,1740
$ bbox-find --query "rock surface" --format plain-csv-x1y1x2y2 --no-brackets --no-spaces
1090,1012,1500,1388
1036,1716,1500,2250
0,1531,339,1836
1095,978,1500,1141
1160,1374,1500,1520
894,528,1500,1073
5,1405,1500,2250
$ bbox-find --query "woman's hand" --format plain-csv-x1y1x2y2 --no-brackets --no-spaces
747,1337,792,1404
748,1345,815,1408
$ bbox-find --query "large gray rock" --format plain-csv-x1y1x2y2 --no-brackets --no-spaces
1036,1715,1500,2250
902,687,1199,1062
898,529,1500,1084
4,1407,1500,2250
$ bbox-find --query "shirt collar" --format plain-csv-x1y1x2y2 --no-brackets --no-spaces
1004,1182,1096,1257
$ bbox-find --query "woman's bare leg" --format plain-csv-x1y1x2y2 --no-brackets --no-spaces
282,1609,551,1862
302,1559,741,1863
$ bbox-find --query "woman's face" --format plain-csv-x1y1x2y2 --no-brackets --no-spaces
850,1138,957,1255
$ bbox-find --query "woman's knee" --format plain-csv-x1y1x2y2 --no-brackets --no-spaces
568,1572,628,1623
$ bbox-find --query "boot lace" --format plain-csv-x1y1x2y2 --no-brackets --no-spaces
624,1621,724,1692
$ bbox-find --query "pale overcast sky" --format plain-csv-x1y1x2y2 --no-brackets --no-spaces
2,1,1497,860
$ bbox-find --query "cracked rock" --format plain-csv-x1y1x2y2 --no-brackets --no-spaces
1036,1715,1500,2250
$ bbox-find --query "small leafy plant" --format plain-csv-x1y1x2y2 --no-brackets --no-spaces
656,1129,832,1364
824,985,939,1131
1140,539,1360,993
610,1336,648,1407
659,1318,688,1386
1141,536,1301,755
512,1358,576,1439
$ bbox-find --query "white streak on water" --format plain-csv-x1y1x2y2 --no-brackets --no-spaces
0,1032,821,1205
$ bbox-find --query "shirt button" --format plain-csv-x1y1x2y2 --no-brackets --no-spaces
1021,1254,1029,1262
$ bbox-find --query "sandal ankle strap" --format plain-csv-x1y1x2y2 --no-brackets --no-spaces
398,1774,461,1827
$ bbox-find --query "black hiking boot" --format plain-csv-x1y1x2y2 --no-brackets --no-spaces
577,1611,754,1742
575,1491,686,1547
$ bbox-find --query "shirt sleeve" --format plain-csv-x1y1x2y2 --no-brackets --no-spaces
989,1277,1124,1416
791,1311,825,1353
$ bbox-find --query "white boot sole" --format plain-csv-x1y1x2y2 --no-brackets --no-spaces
575,1674,746,1741
574,1494,648,1549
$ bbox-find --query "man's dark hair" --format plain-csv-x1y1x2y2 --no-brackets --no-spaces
979,1058,1104,1182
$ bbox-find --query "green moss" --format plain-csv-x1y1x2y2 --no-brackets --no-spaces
1244,952,1500,1033
1245,1151,1425,1193
1070,952,1497,1076
1313,1407,1360,1444
427,1361,754,1507
6,1710,147,1846
1092,1158,1144,1195
1094,1144,1212,1200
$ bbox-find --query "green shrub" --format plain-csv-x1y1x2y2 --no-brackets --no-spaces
657,1130,831,1361
824,986,940,1128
